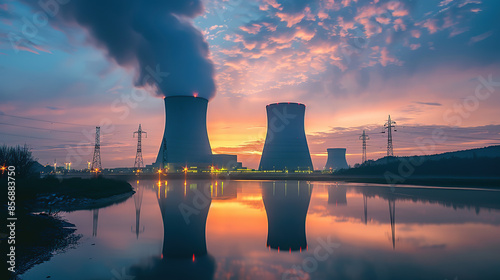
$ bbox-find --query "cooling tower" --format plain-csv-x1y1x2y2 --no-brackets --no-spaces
259,103,313,171
155,96,212,168
262,181,312,251
325,148,349,170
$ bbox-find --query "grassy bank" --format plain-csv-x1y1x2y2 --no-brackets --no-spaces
1,176,134,279
15,176,134,202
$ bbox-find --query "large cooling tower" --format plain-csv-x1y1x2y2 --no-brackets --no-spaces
155,96,212,167
259,102,313,171
325,148,349,170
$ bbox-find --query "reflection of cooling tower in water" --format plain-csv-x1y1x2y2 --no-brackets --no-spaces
262,181,312,251
325,148,349,170
132,184,145,239
155,96,212,168
259,103,313,171
157,180,212,258
328,185,347,206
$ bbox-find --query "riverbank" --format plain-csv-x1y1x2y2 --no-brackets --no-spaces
1,176,134,279
8,214,80,279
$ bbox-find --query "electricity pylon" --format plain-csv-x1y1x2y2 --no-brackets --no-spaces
382,115,397,156
359,130,370,163
91,127,102,172
133,124,147,169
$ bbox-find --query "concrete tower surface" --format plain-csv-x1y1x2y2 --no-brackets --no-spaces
155,96,212,168
259,102,313,171
325,148,349,170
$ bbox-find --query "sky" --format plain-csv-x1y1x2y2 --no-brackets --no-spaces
0,0,499,169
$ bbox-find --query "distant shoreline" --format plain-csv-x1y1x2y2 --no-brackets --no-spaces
57,173,500,188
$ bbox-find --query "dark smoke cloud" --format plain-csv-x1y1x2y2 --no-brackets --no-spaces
27,0,216,99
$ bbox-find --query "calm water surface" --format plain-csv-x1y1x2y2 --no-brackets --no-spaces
22,180,500,280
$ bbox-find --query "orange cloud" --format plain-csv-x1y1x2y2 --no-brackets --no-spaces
275,12,305,27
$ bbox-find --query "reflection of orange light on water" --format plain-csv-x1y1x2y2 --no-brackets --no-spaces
240,195,263,201
300,247,302,252
277,247,280,253
161,253,163,259
192,254,195,262
289,248,291,254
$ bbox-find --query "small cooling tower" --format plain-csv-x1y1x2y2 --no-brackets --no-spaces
325,148,349,170
155,96,212,168
259,102,313,171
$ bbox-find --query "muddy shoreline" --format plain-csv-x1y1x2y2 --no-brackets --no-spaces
8,192,135,279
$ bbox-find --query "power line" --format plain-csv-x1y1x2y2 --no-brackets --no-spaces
0,122,82,134
0,113,89,127
397,131,500,141
0,131,83,143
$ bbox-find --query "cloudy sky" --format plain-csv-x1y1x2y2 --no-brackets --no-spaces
0,0,499,169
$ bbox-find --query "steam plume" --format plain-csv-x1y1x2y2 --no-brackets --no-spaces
30,0,216,99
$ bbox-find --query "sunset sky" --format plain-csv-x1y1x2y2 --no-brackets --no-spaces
1,0,499,169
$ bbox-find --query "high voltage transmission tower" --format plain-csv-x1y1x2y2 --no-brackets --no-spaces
359,130,370,163
133,124,147,169
91,126,102,172
382,115,397,157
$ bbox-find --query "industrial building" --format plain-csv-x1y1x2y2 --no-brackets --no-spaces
259,102,313,171
211,154,241,170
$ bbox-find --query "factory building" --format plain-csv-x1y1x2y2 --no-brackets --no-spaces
211,154,241,170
